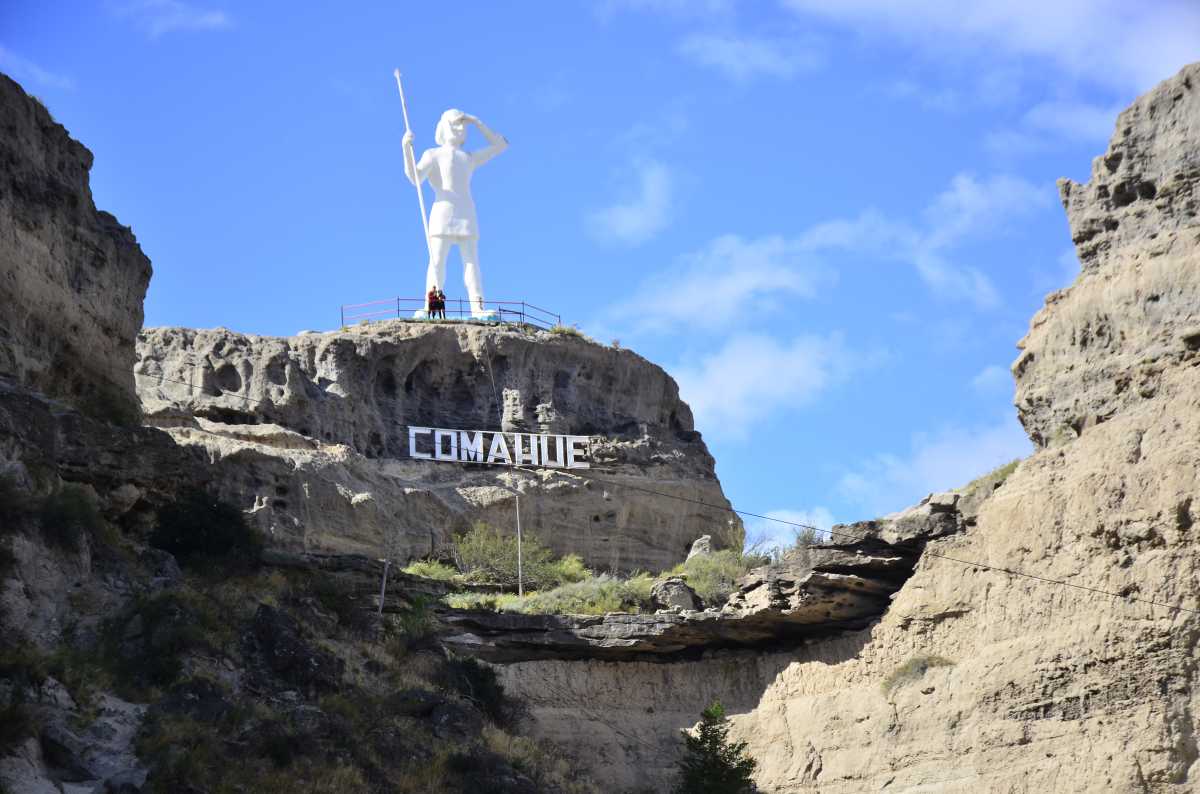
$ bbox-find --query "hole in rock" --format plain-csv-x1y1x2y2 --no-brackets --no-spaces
215,364,242,394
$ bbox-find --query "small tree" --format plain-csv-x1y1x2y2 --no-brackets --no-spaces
675,701,757,794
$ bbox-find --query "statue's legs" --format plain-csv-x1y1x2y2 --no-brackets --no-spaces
460,237,487,316
424,236,452,310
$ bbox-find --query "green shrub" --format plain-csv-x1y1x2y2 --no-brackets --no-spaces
447,573,656,617
674,701,756,794
150,489,263,571
880,655,955,696
395,594,436,639
455,523,589,591
513,573,655,616
39,484,101,551
548,324,582,337
443,591,524,611
402,559,460,582
671,550,757,607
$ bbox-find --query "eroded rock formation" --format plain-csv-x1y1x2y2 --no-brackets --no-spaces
442,495,958,662
135,323,739,572
0,75,151,418
494,62,1200,793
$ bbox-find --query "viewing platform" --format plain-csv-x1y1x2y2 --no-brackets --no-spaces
339,297,562,330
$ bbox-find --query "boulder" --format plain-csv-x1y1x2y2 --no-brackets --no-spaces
686,535,712,559
650,576,700,611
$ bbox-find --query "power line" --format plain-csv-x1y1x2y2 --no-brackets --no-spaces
132,365,1200,618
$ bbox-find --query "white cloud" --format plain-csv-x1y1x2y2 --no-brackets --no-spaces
608,234,831,332
970,364,1010,393
586,159,674,245
0,46,74,90
1022,100,1122,142
673,332,853,440
117,0,231,38
744,507,835,551
780,0,1200,94
676,33,823,82
838,414,1032,517
798,173,1049,309
986,99,1123,156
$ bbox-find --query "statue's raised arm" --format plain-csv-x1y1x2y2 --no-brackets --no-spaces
463,114,508,167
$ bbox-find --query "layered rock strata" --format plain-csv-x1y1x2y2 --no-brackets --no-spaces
442,495,959,662
0,74,151,417
496,63,1200,793
1015,63,1200,447
136,323,738,572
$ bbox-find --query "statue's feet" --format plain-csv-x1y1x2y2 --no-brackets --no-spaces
412,309,429,319
472,309,497,320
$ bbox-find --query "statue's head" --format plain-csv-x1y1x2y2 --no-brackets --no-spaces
435,109,467,147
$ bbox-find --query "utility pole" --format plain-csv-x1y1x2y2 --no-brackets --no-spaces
377,558,391,615
515,492,524,597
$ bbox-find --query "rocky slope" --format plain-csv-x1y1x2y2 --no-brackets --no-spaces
0,71,605,794
490,62,1200,792
0,74,151,419
135,323,738,573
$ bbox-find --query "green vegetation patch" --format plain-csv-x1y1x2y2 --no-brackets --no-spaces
454,523,590,592
668,549,759,607
675,700,757,794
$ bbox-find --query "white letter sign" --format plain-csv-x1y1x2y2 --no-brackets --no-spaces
405,426,594,469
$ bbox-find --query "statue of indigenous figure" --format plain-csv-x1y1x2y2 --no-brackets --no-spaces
402,109,507,318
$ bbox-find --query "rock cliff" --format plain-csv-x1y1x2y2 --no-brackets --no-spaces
0,74,151,418
441,495,959,663
492,62,1200,792
135,323,739,573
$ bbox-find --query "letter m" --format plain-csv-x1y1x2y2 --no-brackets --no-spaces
459,431,485,462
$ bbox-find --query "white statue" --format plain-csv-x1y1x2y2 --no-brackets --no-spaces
402,109,507,318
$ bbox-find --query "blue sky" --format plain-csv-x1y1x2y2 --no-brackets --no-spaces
5,1,1198,548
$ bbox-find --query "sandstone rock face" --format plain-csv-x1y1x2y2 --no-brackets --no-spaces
497,63,1200,793
135,322,738,572
0,75,151,416
444,501,947,664
1016,63,1200,448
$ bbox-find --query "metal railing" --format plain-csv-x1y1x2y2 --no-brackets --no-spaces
340,297,561,330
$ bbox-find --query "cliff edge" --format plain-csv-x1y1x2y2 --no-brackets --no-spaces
136,321,739,573
0,74,151,418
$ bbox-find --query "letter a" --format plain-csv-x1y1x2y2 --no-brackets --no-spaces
487,433,512,465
